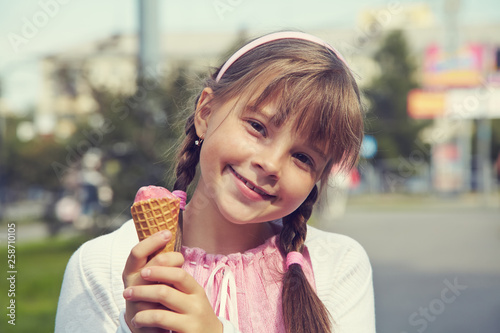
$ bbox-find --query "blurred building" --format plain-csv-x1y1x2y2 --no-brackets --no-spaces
37,34,136,138
36,31,238,138
33,3,500,141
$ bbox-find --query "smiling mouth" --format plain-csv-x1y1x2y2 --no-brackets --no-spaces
229,167,275,198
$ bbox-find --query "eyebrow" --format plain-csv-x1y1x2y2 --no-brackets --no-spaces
246,105,273,121
246,105,328,160
247,104,286,129
311,146,327,160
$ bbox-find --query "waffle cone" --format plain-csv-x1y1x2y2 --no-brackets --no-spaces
131,197,180,255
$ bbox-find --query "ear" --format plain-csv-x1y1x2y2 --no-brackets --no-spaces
194,87,214,138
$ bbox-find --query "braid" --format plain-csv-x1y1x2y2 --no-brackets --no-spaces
280,185,332,333
172,113,200,251
280,185,317,253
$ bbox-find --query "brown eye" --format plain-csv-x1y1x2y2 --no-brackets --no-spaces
293,153,313,167
248,120,266,136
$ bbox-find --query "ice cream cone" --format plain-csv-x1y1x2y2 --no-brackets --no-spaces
131,196,180,255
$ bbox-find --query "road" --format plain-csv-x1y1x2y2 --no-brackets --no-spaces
316,196,500,333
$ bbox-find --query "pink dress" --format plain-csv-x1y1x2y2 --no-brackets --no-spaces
181,234,316,333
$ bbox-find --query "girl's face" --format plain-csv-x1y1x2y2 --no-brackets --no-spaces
194,88,328,225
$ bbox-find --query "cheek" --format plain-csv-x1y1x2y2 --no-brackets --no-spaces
198,132,245,180
204,131,256,165
198,139,224,189
280,173,316,210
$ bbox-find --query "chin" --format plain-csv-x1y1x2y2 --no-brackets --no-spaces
220,205,284,226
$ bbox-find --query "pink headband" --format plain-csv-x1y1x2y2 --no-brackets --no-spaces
215,31,349,82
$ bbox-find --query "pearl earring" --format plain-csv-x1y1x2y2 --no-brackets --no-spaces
195,137,204,146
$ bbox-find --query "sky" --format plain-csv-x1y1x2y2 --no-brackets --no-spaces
1,0,499,111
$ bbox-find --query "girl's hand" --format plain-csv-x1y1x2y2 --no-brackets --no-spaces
123,230,175,332
122,230,222,333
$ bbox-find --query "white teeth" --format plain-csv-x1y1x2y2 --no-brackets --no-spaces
244,181,267,196
254,187,267,196
233,168,271,197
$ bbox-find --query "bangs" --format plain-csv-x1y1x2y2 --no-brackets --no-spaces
209,39,364,181
250,69,363,176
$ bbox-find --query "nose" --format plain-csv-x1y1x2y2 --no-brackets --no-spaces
252,145,284,180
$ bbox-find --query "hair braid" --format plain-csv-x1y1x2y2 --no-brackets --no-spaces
172,113,200,251
280,185,332,333
280,185,317,253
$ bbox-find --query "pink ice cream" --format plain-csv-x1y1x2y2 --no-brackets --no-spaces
134,185,176,203
131,185,181,256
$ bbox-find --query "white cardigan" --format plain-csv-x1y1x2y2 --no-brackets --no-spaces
55,220,375,332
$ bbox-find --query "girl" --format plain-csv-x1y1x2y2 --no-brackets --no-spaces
56,31,375,333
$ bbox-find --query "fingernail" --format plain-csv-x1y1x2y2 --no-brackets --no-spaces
141,268,151,278
160,230,171,240
123,288,133,299
131,317,139,328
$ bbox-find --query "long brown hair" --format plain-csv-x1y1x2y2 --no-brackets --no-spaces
173,34,364,332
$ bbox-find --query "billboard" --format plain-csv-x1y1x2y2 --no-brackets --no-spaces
408,87,500,119
407,89,446,119
423,44,486,88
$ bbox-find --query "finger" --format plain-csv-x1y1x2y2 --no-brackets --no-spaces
141,266,203,295
123,230,172,277
146,251,185,269
130,310,166,333
125,298,165,313
124,284,188,314
125,300,166,333
132,309,184,332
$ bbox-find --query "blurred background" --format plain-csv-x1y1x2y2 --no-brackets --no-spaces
0,0,499,332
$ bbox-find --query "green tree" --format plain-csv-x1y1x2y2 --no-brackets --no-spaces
364,30,430,160
71,65,194,213
1,62,195,233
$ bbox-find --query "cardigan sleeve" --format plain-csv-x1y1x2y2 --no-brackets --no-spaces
55,242,127,332
55,221,136,333
307,227,376,333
